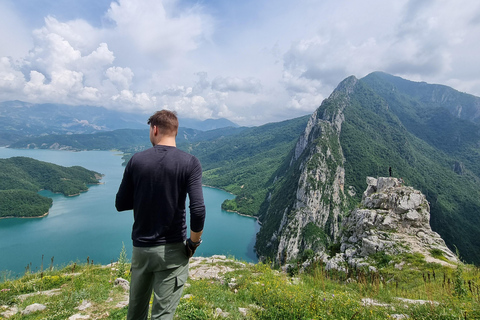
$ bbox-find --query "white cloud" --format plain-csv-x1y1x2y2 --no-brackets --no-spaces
1,0,480,125
0,57,26,94
105,0,212,62
106,66,134,90
212,76,262,93
111,90,155,111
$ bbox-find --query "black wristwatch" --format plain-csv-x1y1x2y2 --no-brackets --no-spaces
188,238,202,248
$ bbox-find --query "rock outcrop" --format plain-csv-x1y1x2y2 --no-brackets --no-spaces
328,177,457,269
256,77,357,264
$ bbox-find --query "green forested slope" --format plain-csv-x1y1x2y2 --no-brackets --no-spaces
9,129,150,151
348,72,480,263
9,126,246,153
0,190,52,218
186,116,310,216
256,73,480,264
0,157,101,218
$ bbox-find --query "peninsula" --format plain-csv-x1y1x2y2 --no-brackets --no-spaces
0,157,102,218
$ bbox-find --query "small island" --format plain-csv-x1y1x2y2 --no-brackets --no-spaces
0,157,102,218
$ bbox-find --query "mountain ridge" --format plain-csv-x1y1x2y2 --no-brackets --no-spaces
0,101,239,146
256,72,480,264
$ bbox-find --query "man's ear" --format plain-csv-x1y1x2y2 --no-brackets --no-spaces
152,125,159,136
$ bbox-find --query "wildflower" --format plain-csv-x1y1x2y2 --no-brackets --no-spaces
323,298,326,301
0,288,11,292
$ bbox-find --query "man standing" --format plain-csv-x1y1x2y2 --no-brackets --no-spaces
116,110,206,320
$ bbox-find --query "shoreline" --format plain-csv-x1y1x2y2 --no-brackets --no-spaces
0,211,49,220
202,185,261,224
223,209,262,224
202,184,235,196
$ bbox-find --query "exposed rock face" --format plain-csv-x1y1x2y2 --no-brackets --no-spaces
257,72,480,266
257,77,357,263
21,303,46,315
332,177,457,269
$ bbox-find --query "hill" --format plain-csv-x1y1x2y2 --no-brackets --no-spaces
255,72,480,265
188,116,310,215
8,126,247,152
9,129,150,151
0,101,239,146
0,157,101,218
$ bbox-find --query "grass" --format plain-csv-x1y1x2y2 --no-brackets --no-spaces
1,255,479,319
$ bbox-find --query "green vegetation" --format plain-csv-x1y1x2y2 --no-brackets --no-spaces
1,253,479,319
0,190,52,218
185,116,310,216
0,157,101,218
339,73,480,264
9,129,151,151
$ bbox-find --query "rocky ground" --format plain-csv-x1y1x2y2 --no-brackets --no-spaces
326,177,458,271
0,255,252,319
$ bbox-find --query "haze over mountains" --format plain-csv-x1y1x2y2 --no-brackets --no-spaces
0,101,238,146
1,71,480,265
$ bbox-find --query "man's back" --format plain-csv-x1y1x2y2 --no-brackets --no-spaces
115,145,205,247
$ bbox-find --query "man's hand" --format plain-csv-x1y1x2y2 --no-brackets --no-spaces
186,238,201,258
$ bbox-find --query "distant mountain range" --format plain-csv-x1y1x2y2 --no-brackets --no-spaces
0,101,238,146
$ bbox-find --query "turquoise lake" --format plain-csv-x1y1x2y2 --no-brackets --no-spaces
0,148,259,277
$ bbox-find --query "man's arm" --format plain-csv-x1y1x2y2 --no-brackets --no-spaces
185,157,205,258
115,160,134,211
187,157,206,234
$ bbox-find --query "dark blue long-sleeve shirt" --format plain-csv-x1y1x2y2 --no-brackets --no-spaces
115,145,206,247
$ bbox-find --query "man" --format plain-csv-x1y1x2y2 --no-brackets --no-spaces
115,110,206,320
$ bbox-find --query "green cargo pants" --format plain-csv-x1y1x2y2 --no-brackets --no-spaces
127,242,189,320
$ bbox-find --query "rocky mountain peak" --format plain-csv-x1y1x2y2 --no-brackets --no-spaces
328,177,457,270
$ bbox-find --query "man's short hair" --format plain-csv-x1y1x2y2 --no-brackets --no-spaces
148,110,179,136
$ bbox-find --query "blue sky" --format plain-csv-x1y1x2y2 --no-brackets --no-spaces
1,0,480,125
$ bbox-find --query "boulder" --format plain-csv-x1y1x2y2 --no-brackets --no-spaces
328,177,457,270
21,303,46,315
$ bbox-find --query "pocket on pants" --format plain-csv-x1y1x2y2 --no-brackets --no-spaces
176,271,188,288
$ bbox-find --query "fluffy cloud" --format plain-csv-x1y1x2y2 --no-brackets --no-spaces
105,0,212,63
1,0,480,125
0,57,25,94
106,66,134,90
212,76,262,93
0,0,213,114
155,74,232,120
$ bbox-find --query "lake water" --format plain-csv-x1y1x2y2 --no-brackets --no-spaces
0,148,259,278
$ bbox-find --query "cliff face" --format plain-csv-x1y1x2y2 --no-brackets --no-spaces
328,177,457,270
257,72,480,265
256,77,357,263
